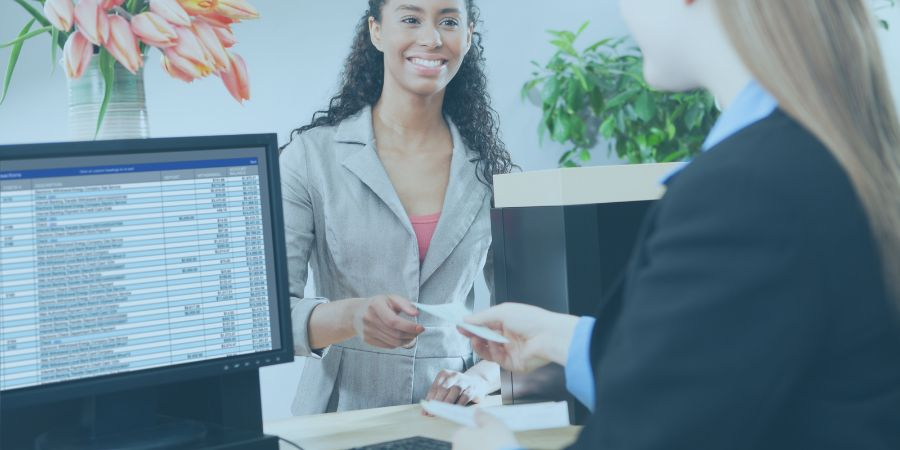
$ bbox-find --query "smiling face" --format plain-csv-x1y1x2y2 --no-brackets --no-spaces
370,0,473,98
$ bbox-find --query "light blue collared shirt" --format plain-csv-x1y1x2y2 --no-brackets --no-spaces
562,81,779,413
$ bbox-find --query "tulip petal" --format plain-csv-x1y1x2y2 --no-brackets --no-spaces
63,30,93,78
193,21,229,70
99,0,125,9
44,0,75,32
105,15,142,74
215,0,259,21
212,25,237,48
177,0,219,16
220,51,249,103
132,12,179,48
150,0,192,27
74,0,111,45
172,26,214,75
161,50,197,82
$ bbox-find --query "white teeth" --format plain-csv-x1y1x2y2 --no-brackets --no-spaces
411,58,443,68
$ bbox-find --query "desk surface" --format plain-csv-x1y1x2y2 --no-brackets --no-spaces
263,397,582,450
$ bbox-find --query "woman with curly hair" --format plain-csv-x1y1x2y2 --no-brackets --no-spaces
279,0,514,415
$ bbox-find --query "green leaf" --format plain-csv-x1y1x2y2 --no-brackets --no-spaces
576,22,590,37
634,92,657,122
579,148,591,162
51,27,59,73
1,19,36,105
558,149,577,166
684,103,705,130
96,49,117,139
880,19,890,30
599,115,617,138
605,89,639,109
542,77,561,106
0,25,53,48
571,66,590,91
551,113,571,143
585,38,614,54
14,0,50,27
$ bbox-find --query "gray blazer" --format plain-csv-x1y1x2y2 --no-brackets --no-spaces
280,106,494,415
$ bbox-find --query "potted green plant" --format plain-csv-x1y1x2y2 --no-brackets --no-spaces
524,22,719,167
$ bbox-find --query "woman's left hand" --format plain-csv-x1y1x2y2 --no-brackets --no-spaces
425,369,490,406
452,409,519,450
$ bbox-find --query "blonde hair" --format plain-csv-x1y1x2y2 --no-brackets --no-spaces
715,0,900,307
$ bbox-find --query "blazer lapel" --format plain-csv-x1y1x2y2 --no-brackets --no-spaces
420,122,489,285
338,107,415,238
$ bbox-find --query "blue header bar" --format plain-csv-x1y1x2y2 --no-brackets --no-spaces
0,158,258,181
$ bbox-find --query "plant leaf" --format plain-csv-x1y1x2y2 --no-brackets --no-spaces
1,19,37,105
634,91,657,122
96,49,117,139
0,25,53,48
14,0,50,27
51,27,59,73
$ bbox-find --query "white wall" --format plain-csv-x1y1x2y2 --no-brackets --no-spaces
2,1,898,422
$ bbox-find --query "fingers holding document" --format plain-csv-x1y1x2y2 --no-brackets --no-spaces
353,294,424,349
458,303,581,373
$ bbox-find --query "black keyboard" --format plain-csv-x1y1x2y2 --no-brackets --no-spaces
351,436,451,450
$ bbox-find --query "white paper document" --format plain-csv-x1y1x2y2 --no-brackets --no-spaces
420,400,571,431
415,303,510,344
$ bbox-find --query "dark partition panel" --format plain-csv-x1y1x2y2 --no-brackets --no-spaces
490,200,655,424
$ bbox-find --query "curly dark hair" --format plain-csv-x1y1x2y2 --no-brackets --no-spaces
282,0,515,186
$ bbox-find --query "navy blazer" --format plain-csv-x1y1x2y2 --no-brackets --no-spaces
572,110,900,449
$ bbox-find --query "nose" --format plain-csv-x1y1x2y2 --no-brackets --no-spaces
417,24,442,48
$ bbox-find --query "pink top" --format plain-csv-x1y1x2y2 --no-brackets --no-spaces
410,212,441,264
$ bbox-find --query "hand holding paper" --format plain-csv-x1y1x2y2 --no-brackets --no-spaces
415,303,509,344
456,303,581,373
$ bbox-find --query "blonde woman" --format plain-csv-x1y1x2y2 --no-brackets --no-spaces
453,0,900,449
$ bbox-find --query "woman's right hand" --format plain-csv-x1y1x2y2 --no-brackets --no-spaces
352,295,425,349
459,303,580,373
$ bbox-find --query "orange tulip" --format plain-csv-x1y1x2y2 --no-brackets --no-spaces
177,0,218,16
161,50,199,82
212,25,236,48
169,26,215,77
99,0,125,9
105,15,143,74
219,52,249,103
131,12,179,48
62,30,93,79
74,0,110,45
192,21,229,70
215,0,259,21
196,12,235,28
44,0,75,32
150,0,191,27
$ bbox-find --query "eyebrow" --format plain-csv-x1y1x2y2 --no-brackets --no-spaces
395,4,462,15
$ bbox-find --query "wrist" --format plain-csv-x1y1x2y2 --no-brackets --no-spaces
537,313,580,366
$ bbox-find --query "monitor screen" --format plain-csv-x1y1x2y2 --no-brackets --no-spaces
0,140,288,395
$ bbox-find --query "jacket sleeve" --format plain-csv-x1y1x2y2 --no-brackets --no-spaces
280,138,331,359
569,166,826,449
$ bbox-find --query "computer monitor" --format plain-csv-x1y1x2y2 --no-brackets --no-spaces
0,134,292,449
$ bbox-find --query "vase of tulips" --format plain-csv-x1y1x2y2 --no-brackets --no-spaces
3,0,258,140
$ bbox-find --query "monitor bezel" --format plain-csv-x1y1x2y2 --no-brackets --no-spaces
0,134,294,408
